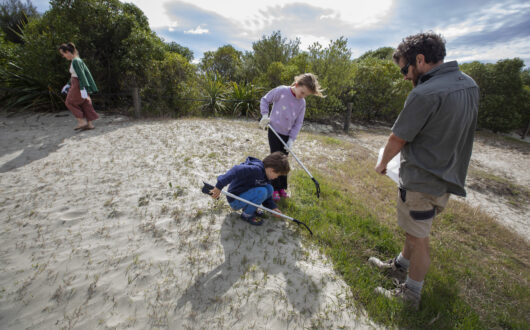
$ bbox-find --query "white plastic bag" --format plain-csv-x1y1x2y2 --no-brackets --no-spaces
377,148,400,184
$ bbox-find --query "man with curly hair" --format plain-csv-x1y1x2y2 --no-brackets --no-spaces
371,32,479,310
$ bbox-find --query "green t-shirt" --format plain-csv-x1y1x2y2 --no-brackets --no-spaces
392,61,479,197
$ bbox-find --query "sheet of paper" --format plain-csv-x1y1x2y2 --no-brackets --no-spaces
377,148,400,184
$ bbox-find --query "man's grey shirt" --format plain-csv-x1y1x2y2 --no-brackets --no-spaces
392,61,479,197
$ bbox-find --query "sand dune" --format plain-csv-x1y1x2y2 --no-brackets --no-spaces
0,112,377,329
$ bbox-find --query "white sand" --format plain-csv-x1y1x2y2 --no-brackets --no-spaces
0,112,378,329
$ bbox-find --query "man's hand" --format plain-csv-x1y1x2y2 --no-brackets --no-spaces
259,115,270,129
376,133,405,176
272,208,282,217
210,187,221,199
375,162,387,175
80,88,88,99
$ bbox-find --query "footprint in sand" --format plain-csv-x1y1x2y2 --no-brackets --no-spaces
57,209,88,225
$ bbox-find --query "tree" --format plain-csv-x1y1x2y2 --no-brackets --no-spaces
142,52,199,116
0,29,18,68
519,87,530,138
251,31,300,74
356,47,394,61
461,59,525,133
350,57,411,122
0,0,39,43
288,53,311,74
1,0,167,111
200,45,242,82
305,37,354,117
19,0,165,92
237,51,260,84
260,61,284,89
521,68,530,87
165,41,194,62
522,69,530,138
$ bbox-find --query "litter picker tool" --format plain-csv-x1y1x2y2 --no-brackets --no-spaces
201,182,313,235
268,125,320,198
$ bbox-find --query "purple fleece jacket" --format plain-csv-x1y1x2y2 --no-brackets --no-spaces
260,85,306,141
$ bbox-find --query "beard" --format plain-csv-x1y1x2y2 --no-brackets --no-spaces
411,66,420,87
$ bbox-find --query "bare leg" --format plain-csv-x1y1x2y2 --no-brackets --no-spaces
75,117,87,129
404,233,430,282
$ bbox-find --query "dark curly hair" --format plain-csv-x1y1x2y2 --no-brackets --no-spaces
393,32,446,65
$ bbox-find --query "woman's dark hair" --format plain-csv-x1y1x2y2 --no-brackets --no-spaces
263,151,290,175
58,42,77,54
393,32,446,65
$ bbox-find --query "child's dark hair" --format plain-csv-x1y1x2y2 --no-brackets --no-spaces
293,73,325,97
263,152,290,175
58,42,77,55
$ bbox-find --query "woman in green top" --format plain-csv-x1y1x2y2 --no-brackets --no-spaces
59,42,99,130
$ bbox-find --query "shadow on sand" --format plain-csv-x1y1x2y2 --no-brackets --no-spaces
0,111,132,173
176,212,321,315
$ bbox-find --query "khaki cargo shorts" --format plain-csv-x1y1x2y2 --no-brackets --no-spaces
397,188,450,238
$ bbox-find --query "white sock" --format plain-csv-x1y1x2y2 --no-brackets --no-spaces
405,276,423,295
396,252,410,269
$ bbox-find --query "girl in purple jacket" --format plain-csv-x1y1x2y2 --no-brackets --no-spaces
259,73,324,201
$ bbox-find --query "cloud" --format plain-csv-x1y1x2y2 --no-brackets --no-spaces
184,25,209,35
343,0,530,63
17,0,512,67
448,5,530,47
155,1,396,58
34,0,529,65
154,1,244,55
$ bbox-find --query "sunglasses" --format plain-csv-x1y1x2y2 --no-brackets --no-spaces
400,63,410,76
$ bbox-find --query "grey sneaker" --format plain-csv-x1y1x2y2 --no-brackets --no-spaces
375,283,421,310
368,256,407,283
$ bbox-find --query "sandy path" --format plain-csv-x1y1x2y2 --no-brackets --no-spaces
328,124,530,241
0,113,377,329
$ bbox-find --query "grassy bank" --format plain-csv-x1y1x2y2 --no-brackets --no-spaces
280,137,529,329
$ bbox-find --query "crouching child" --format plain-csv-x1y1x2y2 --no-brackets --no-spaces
210,152,290,226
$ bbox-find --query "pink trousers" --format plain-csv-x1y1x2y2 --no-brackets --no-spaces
65,78,99,121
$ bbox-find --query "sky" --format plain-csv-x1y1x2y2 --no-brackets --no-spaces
32,0,530,66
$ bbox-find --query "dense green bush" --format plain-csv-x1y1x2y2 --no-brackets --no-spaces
350,57,411,122
518,86,530,137
228,82,264,118
250,30,300,75
165,41,194,62
0,0,39,44
461,59,526,133
200,45,242,82
0,30,18,68
0,62,63,111
1,0,165,111
199,73,228,116
141,52,199,117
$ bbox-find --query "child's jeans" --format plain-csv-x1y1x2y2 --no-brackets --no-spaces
229,184,274,215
